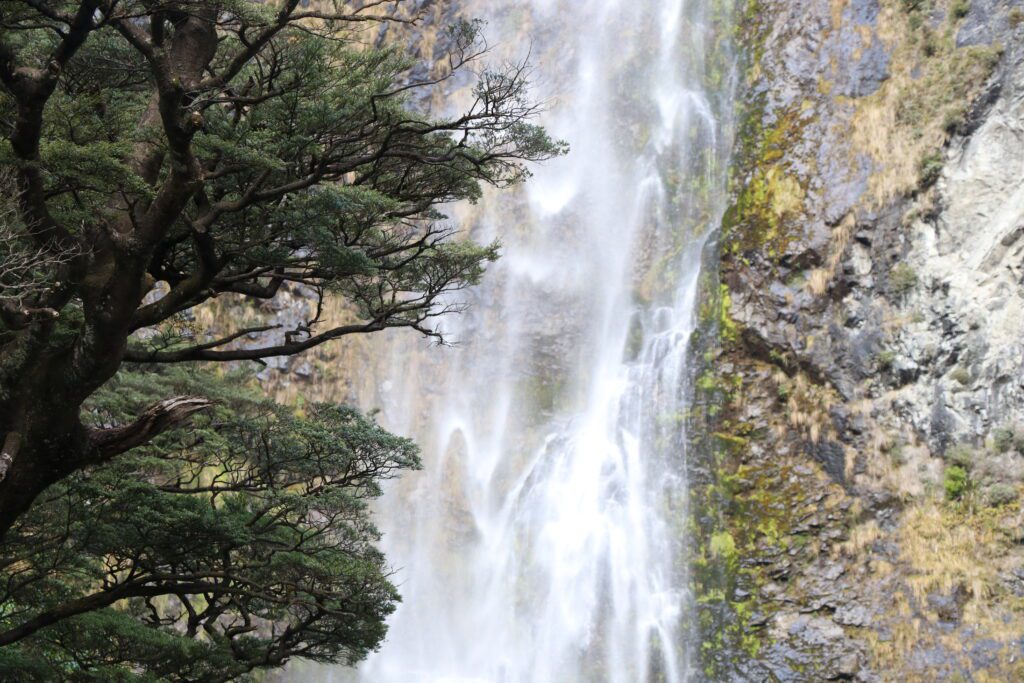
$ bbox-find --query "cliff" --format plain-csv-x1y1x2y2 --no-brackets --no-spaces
695,0,1024,679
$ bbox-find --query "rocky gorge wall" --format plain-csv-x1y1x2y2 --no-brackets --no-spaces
694,0,1024,679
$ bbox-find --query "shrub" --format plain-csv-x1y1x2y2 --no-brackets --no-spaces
951,0,970,19
942,105,967,135
918,153,944,187
945,443,974,470
944,465,969,500
984,483,1018,508
891,264,919,296
993,427,1018,454
922,28,940,57
877,350,897,370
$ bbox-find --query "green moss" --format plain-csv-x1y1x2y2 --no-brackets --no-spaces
713,431,749,448
718,284,738,343
721,106,809,259
719,0,814,263
710,531,739,567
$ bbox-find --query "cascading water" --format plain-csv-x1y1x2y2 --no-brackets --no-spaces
344,1,735,681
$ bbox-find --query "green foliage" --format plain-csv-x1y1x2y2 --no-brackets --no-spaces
945,442,975,470
0,366,420,681
0,1,565,358
0,6,563,678
918,153,944,187
890,263,919,296
951,0,971,19
983,483,1018,508
992,427,1021,454
877,349,896,370
944,465,970,500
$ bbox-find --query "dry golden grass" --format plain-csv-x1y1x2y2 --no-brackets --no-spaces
865,502,1024,679
898,503,1008,604
855,500,1024,680
850,0,1002,204
772,371,839,443
807,212,856,296
839,518,882,557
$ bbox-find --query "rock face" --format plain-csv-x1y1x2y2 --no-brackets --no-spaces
695,0,1024,679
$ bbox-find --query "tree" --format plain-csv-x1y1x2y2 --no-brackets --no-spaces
0,365,421,680
0,0,564,677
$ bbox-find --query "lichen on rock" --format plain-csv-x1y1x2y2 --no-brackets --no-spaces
693,0,1024,678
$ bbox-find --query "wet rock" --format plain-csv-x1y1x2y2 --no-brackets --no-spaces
749,612,770,628
839,42,890,97
812,440,848,484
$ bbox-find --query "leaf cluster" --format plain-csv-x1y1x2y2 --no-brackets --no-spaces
0,366,419,680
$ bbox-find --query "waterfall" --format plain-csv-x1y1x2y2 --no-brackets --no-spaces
341,1,735,681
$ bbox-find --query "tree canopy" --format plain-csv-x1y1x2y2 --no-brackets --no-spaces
0,0,563,678
1,366,420,680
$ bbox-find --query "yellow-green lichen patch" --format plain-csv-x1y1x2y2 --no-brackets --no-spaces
721,106,811,260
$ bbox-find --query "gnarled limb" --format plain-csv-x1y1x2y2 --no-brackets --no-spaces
0,432,21,483
88,396,213,461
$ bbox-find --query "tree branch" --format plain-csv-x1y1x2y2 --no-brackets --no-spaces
124,322,388,363
0,431,21,483
87,396,213,461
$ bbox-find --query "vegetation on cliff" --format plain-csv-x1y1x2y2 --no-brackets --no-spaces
698,0,1024,677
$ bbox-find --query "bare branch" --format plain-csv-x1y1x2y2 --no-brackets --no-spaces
0,432,21,483
88,396,213,460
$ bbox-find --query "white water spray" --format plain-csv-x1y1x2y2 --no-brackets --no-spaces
344,0,736,681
